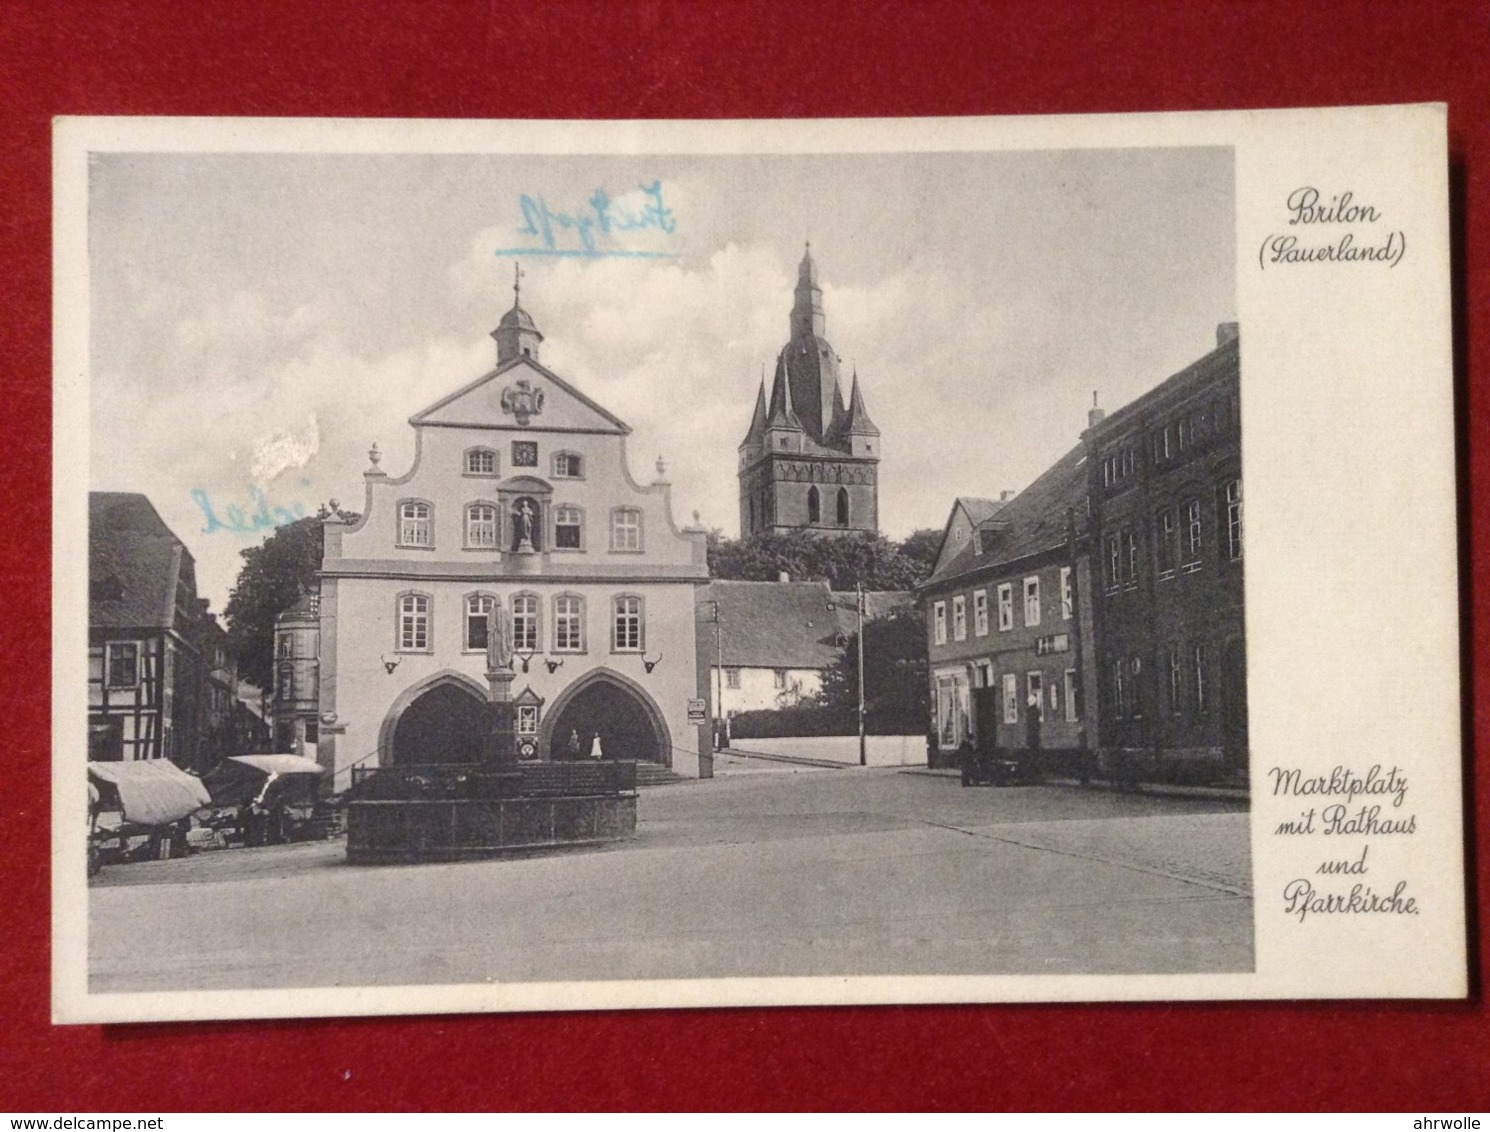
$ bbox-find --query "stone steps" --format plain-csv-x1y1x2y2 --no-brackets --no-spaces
634,762,687,787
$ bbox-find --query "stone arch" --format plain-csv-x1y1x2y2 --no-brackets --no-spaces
540,666,673,766
377,668,489,765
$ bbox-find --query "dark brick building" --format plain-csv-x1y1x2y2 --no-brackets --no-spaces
919,451,1098,770
1085,324,1246,781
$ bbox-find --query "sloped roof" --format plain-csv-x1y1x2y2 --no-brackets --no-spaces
90,492,177,538
497,302,541,334
1092,332,1239,437
701,580,914,669
957,497,1006,526
701,579,843,668
89,492,191,631
276,588,321,625
929,496,1007,574
924,444,1089,589
236,681,268,720
830,589,915,622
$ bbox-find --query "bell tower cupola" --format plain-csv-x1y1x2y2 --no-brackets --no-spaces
492,263,544,365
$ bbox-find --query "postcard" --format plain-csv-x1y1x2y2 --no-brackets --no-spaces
53,106,1466,1023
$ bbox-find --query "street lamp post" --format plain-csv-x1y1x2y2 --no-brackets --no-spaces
856,583,867,766
703,599,724,752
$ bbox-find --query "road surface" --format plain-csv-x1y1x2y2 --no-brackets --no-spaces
89,766,1252,991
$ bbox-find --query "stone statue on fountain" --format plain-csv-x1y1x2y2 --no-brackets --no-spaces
484,605,517,764
486,604,514,675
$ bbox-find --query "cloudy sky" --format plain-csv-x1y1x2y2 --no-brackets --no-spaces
88,146,1234,611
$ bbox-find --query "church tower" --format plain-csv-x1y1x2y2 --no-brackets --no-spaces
738,246,881,537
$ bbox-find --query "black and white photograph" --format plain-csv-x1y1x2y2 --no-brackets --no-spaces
54,110,1465,1021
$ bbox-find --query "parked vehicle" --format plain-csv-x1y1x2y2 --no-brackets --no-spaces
958,738,1039,787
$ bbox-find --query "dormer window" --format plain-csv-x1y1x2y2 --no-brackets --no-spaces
552,451,584,479
464,447,498,476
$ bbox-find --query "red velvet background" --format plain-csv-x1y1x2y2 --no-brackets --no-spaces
2,0,1485,1112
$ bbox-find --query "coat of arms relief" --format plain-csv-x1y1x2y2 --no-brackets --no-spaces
500,378,545,426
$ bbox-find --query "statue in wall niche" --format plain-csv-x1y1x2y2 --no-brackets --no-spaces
514,499,536,551
486,605,514,673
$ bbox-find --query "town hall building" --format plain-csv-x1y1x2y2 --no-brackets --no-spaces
738,247,881,537
315,277,712,785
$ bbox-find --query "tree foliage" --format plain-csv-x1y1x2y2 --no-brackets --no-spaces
223,516,325,690
897,527,943,578
706,529,933,591
817,607,930,735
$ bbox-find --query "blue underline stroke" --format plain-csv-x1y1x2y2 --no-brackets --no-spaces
493,247,680,260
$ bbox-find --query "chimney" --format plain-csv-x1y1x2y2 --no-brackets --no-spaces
1217,321,1240,346
1088,390,1106,429
1000,490,1014,502
778,571,790,583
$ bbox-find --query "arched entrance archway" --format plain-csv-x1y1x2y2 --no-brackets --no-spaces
541,668,671,766
379,671,488,765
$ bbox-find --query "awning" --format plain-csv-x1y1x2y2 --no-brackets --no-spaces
88,760,212,827
202,754,326,807
225,754,326,777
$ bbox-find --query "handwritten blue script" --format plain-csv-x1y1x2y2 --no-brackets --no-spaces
193,487,305,535
495,180,680,259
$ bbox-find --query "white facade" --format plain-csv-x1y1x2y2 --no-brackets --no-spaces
317,295,710,784
708,664,823,718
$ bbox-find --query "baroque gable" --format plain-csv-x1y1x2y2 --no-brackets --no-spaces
411,357,630,435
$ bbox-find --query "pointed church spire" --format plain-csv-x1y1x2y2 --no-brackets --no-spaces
740,372,768,449
842,370,879,436
790,241,826,340
826,365,848,439
766,352,803,430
